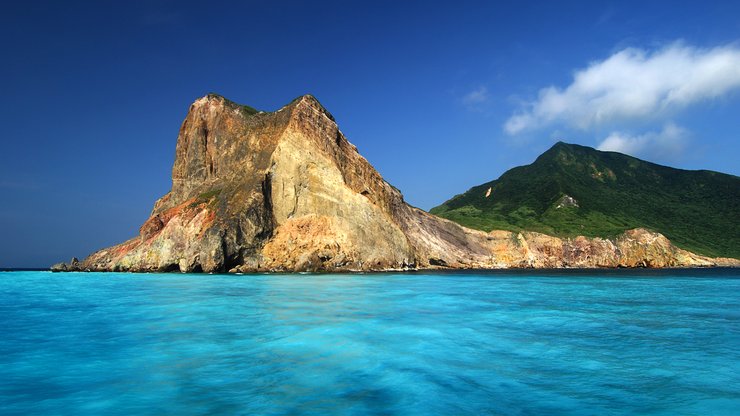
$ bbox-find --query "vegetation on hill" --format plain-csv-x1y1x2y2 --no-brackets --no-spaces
207,93,259,115
430,142,740,259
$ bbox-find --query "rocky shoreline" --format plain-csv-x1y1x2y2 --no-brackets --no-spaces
51,226,740,273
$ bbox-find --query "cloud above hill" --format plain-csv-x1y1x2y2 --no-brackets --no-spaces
504,42,740,135
597,123,689,160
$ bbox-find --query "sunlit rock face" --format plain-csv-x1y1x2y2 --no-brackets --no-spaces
56,94,737,272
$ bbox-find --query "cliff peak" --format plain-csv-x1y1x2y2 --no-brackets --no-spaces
190,93,260,116
280,94,335,121
193,93,335,122
543,141,593,156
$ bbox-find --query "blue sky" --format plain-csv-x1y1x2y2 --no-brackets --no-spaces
1,1,739,267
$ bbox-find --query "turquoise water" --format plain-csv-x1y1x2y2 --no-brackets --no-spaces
1,270,739,415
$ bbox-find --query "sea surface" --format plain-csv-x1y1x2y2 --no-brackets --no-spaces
1,269,739,415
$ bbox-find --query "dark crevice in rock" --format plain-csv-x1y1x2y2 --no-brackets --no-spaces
160,263,179,273
222,234,240,272
429,258,448,267
289,184,299,218
202,125,214,180
261,172,276,238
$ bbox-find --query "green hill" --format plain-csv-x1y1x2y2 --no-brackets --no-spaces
430,142,740,259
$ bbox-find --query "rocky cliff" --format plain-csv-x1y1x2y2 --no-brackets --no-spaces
52,94,738,272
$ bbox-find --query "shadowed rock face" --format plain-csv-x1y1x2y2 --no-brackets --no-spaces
53,94,738,272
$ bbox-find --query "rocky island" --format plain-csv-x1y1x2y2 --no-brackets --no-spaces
52,94,739,272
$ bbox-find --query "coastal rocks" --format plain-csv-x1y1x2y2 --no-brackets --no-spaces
614,228,713,268
54,94,739,272
478,228,719,268
51,257,80,272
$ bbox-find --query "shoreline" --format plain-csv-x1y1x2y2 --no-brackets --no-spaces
40,264,739,275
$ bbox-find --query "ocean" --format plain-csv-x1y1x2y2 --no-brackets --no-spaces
1,269,739,415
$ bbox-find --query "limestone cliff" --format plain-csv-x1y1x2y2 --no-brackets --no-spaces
53,94,738,272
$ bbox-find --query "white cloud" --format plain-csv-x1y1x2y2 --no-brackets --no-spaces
597,122,689,160
462,86,489,109
505,42,740,134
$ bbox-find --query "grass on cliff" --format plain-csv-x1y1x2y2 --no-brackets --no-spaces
430,142,740,259
207,93,259,115
188,189,222,208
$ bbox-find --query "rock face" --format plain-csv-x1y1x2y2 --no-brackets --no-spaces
55,94,738,272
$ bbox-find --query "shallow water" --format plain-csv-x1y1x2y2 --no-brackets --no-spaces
1,270,739,415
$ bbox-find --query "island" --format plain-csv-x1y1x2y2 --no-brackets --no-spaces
52,94,739,272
